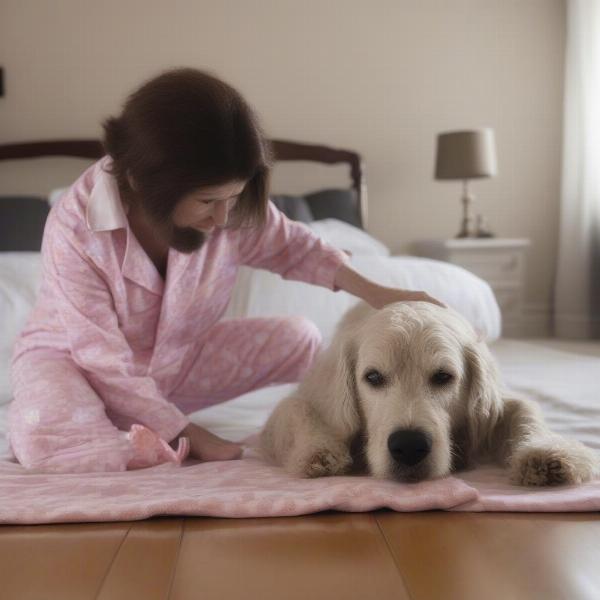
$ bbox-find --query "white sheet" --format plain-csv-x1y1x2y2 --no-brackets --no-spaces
490,339,600,452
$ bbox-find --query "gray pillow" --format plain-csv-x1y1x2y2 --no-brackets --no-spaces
0,196,50,251
270,195,314,223
304,188,360,227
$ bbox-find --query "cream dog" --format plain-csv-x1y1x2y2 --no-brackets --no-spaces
259,301,598,486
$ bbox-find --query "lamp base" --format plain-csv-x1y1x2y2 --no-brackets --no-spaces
455,219,477,238
455,181,477,238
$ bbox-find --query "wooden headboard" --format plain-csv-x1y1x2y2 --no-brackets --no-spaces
0,138,368,228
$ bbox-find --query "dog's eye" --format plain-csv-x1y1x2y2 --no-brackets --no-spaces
364,369,386,387
431,370,454,386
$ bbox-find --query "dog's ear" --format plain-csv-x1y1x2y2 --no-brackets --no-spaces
308,332,362,439
463,341,503,457
331,337,361,435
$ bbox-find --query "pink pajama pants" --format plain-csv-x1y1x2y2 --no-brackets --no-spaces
8,316,322,473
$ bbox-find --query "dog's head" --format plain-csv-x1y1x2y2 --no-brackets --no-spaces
329,301,502,482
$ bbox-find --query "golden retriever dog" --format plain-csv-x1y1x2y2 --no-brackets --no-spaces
259,301,598,486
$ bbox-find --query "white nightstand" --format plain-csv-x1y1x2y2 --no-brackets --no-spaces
412,238,531,338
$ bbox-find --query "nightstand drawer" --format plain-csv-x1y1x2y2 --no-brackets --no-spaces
449,250,524,285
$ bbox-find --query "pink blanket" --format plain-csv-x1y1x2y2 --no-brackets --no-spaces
2,439,599,524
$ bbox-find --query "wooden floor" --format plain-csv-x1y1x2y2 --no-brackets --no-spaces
1,511,600,600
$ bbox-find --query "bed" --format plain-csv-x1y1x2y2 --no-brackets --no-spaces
1,139,599,599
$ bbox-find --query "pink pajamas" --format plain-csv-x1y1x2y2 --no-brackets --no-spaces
8,157,350,473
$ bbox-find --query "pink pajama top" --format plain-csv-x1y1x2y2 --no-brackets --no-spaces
12,157,351,441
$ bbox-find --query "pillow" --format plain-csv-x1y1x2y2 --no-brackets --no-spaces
0,253,43,405
270,195,314,223
224,255,502,343
269,189,361,227
0,196,50,251
306,219,390,257
304,188,361,227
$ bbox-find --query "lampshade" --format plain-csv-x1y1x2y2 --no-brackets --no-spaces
434,129,498,180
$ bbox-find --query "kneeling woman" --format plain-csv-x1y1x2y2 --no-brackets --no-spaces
8,68,443,473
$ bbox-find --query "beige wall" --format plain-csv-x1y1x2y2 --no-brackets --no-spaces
0,0,566,316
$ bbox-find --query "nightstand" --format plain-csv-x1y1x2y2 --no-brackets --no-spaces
412,238,531,338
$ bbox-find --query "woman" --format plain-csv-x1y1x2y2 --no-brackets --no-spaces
8,68,443,473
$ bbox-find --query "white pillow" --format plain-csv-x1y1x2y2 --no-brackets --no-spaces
224,255,501,343
0,253,43,405
306,219,390,256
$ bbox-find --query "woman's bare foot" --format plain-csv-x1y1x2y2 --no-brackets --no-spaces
176,423,243,462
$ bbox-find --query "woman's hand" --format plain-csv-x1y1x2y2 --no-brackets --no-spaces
333,262,447,310
173,423,243,462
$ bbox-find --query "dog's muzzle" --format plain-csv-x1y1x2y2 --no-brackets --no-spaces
387,429,432,467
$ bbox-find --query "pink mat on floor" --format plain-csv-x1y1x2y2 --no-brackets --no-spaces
1,437,600,524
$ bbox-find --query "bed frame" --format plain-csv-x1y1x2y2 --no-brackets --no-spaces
0,138,368,228
1,140,600,600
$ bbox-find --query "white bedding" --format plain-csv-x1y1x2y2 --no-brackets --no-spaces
489,339,600,453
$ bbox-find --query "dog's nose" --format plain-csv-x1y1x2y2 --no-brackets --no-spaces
387,429,432,467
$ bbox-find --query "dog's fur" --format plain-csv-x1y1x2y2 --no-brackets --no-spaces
259,301,598,486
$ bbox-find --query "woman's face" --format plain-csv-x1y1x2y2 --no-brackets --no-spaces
166,180,246,252
172,180,246,233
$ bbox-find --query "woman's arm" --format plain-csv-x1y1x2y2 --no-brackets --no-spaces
238,201,351,291
238,201,446,308
333,262,446,309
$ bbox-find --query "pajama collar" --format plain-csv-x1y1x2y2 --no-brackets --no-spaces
86,158,130,232
84,158,168,297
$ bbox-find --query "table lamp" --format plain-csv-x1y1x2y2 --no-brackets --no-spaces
434,129,498,238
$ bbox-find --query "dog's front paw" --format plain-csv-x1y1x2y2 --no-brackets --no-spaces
509,438,598,486
289,444,353,478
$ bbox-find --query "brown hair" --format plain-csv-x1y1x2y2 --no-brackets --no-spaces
102,68,273,228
